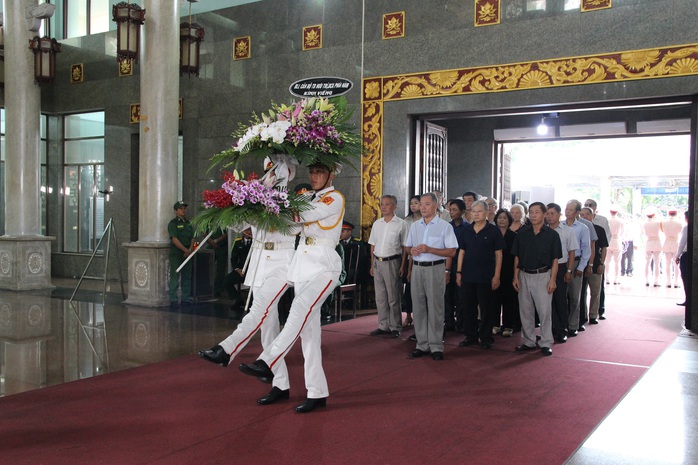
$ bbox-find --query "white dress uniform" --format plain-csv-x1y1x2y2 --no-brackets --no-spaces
218,226,298,392
661,214,683,287
642,216,663,286
606,214,625,283
258,185,345,399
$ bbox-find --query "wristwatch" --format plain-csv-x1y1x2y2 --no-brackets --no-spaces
566,269,573,274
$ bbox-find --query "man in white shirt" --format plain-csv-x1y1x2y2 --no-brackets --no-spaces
405,193,459,360
368,195,409,337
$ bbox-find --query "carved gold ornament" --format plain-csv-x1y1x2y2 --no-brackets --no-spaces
582,0,611,12
475,0,500,27
234,37,251,60
303,25,322,50
382,12,405,39
359,43,698,232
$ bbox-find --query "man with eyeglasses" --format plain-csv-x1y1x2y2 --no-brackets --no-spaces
485,197,498,223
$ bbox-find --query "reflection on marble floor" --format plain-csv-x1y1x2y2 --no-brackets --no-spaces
0,289,246,397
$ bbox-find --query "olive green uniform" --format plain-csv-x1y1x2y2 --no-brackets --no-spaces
168,216,194,302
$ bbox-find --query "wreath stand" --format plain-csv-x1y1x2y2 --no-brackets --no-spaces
70,218,126,305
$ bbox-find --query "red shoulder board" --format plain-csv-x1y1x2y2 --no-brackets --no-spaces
321,195,335,205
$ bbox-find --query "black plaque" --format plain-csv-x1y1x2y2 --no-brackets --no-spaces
289,77,353,98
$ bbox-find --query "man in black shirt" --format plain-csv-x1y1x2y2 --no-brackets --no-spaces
511,202,563,356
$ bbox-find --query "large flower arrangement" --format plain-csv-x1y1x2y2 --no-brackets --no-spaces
193,96,360,235
210,96,361,173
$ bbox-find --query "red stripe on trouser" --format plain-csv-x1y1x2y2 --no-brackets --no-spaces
230,284,288,356
269,279,332,369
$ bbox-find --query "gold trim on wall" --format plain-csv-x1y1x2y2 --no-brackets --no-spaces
234,36,251,60
70,64,84,83
475,0,500,27
582,0,612,12
303,25,323,50
360,43,698,229
382,12,405,40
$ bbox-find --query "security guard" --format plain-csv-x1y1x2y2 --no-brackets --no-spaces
168,201,194,304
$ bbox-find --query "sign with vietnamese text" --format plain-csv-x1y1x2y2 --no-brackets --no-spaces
289,77,353,98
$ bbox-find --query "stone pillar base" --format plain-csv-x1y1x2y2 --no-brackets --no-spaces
123,242,172,307
0,236,54,291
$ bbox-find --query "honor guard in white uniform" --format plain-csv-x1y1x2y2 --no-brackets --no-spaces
642,212,663,287
661,210,683,288
197,224,298,405
239,162,345,413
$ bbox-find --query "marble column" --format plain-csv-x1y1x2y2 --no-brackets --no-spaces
0,0,53,291
124,0,181,307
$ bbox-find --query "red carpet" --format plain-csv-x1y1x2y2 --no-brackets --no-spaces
0,294,683,465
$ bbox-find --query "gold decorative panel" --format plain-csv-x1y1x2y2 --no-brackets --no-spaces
130,104,140,124
361,101,383,236
234,36,251,60
582,0,612,12
382,12,405,40
475,0,500,27
70,64,84,83
359,43,698,228
119,59,133,77
303,25,322,51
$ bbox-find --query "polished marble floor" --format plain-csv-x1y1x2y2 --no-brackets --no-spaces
0,276,695,464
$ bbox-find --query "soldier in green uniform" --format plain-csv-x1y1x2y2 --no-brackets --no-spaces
168,201,194,304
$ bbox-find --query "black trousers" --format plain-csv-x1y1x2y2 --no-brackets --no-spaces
493,280,521,330
444,280,462,329
621,241,634,274
461,282,497,343
552,265,569,338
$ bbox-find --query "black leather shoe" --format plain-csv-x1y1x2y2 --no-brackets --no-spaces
578,325,586,331
370,328,390,336
408,334,417,341
431,351,444,360
556,334,568,343
409,349,429,358
458,336,478,347
295,397,326,413
390,330,401,338
257,387,290,405
677,302,686,306
589,318,599,325
599,315,607,320
197,345,230,367
515,344,536,352
568,329,578,337
541,347,552,356
239,360,274,382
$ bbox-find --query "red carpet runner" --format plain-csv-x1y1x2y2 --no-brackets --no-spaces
0,294,683,465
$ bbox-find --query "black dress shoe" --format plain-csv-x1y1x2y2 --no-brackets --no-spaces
589,318,599,325
556,334,568,343
370,328,390,336
197,345,230,367
568,329,578,337
458,336,478,347
540,347,552,356
239,360,274,382
431,351,444,360
677,302,686,306
257,387,290,405
515,344,536,352
479,341,492,349
390,330,401,338
599,315,607,320
295,397,326,413
578,325,586,332
408,334,417,341
409,349,429,358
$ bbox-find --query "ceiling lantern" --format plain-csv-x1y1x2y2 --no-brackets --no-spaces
112,2,146,63
180,22,204,77
29,36,61,84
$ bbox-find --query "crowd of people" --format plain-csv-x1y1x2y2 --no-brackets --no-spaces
367,191,690,359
